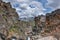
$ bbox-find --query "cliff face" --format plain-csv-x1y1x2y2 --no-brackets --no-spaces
45,9,60,34
34,9,60,39
0,0,19,38
0,0,35,40
1,0,60,40
45,9,60,39
0,0,18,27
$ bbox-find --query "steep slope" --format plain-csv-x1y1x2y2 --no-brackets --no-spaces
34,9,60,40
0,0,19,38
0,0,35,40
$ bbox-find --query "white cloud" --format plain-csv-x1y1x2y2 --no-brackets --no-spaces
16,1,45,18
30,1,45,11
16,0,33,3
46,0,60,10
2,0,46,21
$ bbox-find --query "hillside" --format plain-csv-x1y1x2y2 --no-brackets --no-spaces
34,9,60,40
0,0,60,40
0,0,35,40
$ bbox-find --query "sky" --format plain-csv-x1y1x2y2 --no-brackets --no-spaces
2,0,60,21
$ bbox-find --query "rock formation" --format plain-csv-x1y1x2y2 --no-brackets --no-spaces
0,0,19,39
34,9,60,40
0,0,35,40
1,0,60,40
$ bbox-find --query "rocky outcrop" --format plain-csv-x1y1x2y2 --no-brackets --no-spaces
1,0,60,40
0,0,35,40
0,0,19,39
34,9,60,40
45,9,60,40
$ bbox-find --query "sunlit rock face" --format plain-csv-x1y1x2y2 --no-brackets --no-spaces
34,9,60,40
46,9,60,33
45,9,60,39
